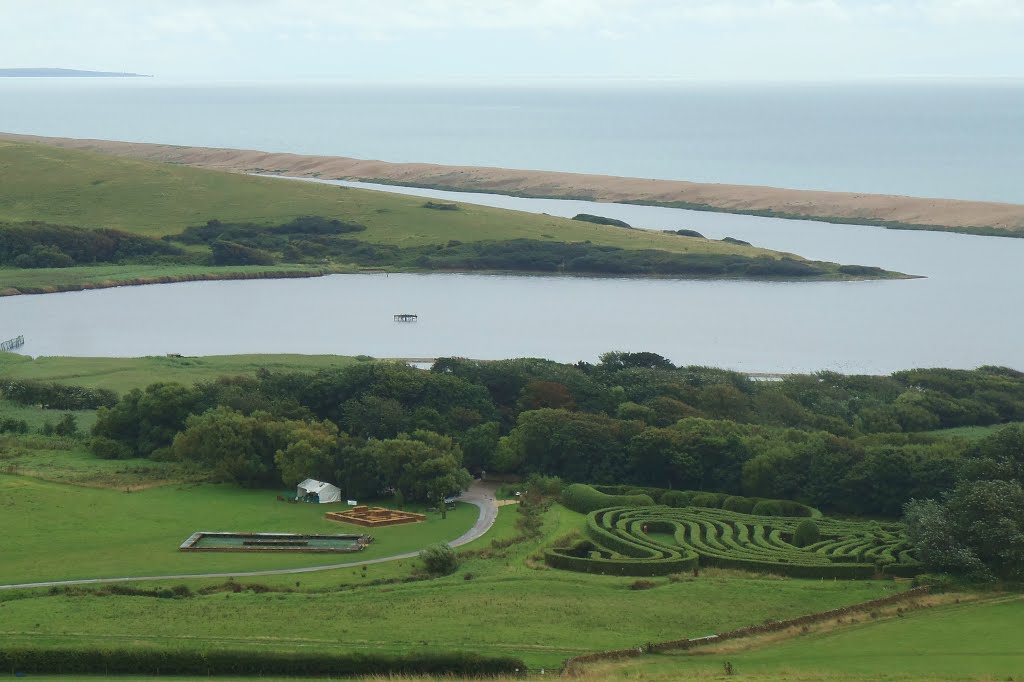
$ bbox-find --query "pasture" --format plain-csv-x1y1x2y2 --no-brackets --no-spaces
601,593,1024,680
0,140,765,256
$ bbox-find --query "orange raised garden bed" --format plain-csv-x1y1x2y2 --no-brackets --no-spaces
325,505,427,527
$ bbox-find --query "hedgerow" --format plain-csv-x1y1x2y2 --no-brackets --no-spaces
0,648,524,677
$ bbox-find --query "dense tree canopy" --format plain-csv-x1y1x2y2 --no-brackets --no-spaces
79,357,1024,518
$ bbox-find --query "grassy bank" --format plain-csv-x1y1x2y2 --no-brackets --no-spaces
599,594,1024,681
0,263,337,296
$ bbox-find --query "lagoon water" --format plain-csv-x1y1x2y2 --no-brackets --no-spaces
1,79,1022,373
1,179,1020,374
1,78,1023,202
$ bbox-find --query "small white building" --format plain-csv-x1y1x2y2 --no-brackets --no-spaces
296,479,341,504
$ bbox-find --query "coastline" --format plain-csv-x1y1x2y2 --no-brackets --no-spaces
3,132,1023,237
0,263,911,299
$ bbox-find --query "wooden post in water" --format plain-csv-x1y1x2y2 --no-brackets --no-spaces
0,335,24,352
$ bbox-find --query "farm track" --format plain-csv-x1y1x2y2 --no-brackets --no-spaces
0,481,499,591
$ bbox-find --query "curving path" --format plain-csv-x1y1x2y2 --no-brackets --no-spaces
0,481,500,591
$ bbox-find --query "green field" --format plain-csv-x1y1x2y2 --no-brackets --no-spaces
0,352,364,393
0,474,477,584
601,594,1024,681
0,140,767,255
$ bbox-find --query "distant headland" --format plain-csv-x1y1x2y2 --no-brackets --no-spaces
0,68,151,78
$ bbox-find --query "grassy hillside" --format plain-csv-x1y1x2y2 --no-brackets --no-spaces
601,594,1024,680
0,140,766,255
0,489,901,671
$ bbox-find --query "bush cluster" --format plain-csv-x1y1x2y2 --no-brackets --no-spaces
0,380,118,410
0,221,183,268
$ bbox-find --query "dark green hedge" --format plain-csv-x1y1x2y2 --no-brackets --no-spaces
0,221,183,267
544,548,697,576
561,483,655,513
0,647,524,677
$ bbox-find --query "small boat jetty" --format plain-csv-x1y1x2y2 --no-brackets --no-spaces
0,335,25,352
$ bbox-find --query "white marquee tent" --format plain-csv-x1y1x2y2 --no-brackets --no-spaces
296,478,341,504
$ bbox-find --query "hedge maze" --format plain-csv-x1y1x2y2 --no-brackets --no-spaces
545,505,922,579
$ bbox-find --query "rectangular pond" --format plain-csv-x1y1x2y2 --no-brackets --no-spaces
179,532,371,553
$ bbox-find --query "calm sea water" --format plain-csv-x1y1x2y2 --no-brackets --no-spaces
1,78,1023,202
1,180,1020,374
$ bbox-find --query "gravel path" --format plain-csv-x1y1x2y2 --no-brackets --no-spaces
0,481,500,591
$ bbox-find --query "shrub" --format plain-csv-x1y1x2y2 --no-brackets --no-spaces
13,244,75,268
664,229,705,238
572,214,631,228
420,543,459,575
661,490,693,508
89,436,134,460
722,496,757,514
53,413,78,437
422,201,460,211
751,500,785,516
690,492,728,509
524,473,563,497
793,519,821,547
210,240,276,265
0,417,29,434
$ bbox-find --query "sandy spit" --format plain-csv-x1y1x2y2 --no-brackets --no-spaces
4,132,1024,234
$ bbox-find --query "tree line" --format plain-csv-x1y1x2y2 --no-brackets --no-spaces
76,353,1024,519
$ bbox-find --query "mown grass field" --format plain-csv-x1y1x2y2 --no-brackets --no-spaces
0,351,363,393
600,594,1024,681
0,474,477,584
0,140,769,256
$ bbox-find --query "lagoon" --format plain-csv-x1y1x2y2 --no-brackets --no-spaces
1,180,1020,374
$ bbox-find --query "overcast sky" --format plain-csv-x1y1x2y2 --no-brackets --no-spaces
2,0,1023,82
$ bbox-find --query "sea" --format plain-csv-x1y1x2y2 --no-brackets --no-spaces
1,78,1023,203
